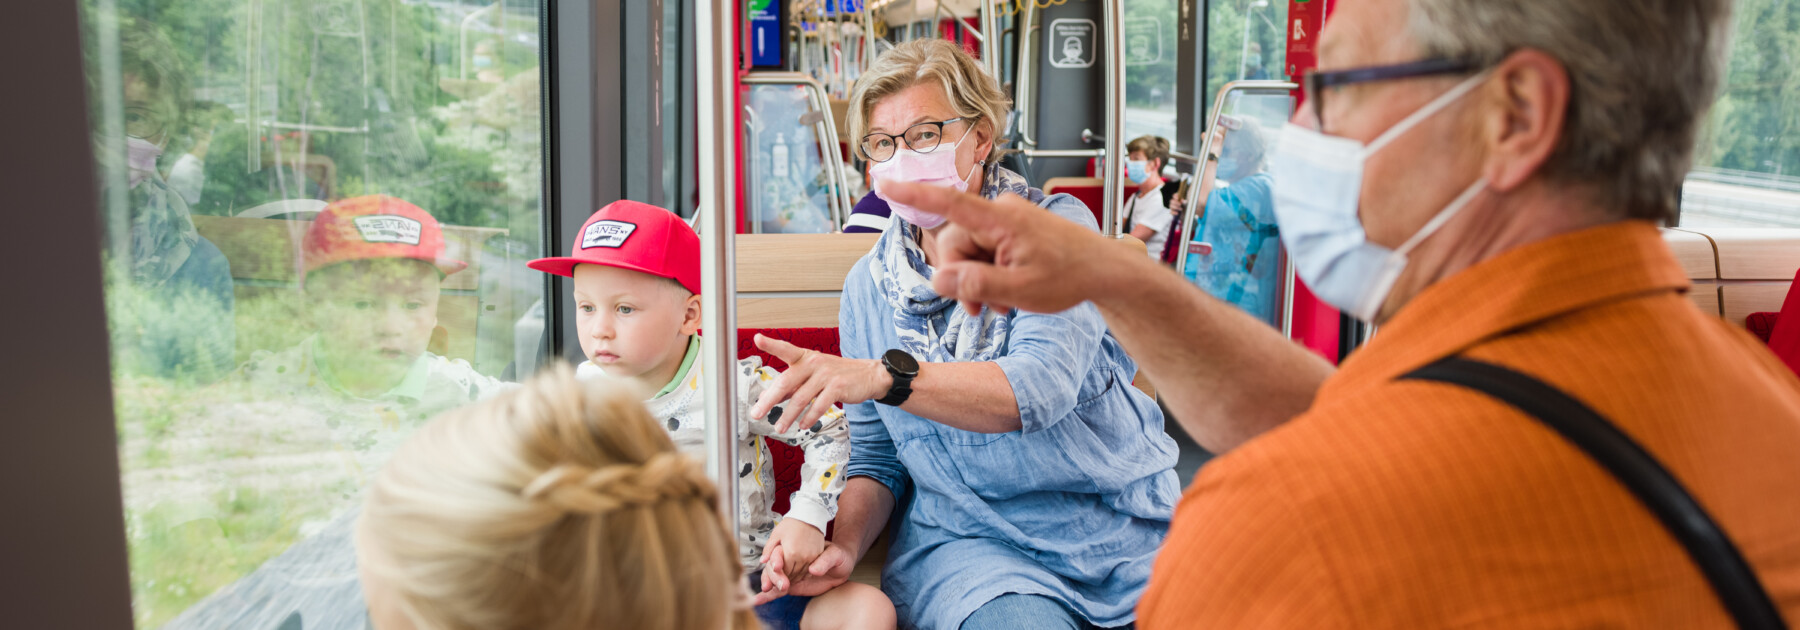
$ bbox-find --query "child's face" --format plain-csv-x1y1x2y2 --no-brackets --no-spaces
572,264,700,381
307,259,442,394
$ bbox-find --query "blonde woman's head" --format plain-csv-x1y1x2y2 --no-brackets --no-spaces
356,365,755,630
849,38,1011,171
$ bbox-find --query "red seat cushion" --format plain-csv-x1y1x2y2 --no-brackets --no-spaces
1748,312,1779,344
1766,269,1800,377
736,328,842,516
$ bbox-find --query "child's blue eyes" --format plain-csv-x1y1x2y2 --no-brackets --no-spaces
617,306,635,315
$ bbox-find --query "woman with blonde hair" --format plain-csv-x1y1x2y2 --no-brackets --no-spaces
747,38,1179,630
355,365,759,630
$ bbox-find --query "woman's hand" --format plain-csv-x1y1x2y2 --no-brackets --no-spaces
750,334,892,434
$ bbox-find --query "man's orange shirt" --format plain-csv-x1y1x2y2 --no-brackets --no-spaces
1140,221,1800,628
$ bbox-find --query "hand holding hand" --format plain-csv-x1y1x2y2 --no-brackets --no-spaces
763,518,826,585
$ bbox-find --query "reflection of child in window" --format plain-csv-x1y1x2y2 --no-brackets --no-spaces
235,196,503,450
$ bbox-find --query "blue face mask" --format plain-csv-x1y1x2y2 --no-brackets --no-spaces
474,55,495,69
1270,71,1491,322
1125,160,1150,184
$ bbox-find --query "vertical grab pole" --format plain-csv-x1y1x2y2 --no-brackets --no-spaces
981,0,1001,81
1101,0,1127,238
695,0,742,536
863,0,877,68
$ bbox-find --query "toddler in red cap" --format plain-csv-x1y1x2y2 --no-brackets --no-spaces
529,201,894,630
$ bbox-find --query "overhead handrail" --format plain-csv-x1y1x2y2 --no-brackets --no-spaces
742,72,856,232
696,0,742,536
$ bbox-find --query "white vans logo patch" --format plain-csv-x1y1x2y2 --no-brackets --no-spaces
582,220,638,249
352,215,423,245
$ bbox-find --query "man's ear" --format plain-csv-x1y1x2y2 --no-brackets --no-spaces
680,292,703,337
1481,48,1570,192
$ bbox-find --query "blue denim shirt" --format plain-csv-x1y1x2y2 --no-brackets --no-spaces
840,194,1180,630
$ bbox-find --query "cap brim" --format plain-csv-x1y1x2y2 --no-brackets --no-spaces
526,256,689,292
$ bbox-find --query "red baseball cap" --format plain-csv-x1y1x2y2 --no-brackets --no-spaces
527,200,701,295
302,195,467,277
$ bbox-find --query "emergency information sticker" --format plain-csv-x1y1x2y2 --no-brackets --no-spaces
353,215,423,245
582,220,638,249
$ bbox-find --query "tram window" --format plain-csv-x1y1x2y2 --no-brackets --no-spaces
77,1,546,627
1681,0,1800,229
1204,0,1289,108
1123,0,1179,142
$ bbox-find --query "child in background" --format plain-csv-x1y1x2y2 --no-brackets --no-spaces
527,200,894,630
357,365,760,630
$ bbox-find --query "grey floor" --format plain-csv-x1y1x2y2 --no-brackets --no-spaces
1162,398,1215,486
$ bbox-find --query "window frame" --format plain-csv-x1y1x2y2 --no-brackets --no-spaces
0,2,137,627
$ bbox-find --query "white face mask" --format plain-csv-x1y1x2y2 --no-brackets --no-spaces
871,130,981,230
1270,71,1491,322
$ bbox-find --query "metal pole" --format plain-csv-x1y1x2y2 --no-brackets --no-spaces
862,0,877,67
981,0,1000,80
1100,0,1126,237
695,0,742,535
1015,0,1038,148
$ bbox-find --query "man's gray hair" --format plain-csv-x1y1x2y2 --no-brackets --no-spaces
1408,0,1735,222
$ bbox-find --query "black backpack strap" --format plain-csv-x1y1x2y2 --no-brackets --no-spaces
1401,357,1788,630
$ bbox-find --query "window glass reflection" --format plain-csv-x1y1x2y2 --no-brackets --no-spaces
1180,92,1292,327
80,1,544,627
746,83,839,233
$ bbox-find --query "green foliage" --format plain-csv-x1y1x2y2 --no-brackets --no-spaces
1695,0,1800,177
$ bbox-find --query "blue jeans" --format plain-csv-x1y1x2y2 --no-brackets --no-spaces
959,594,1134,630
749,572,812,630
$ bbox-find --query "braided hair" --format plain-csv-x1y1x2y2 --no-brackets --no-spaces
357,365,757,630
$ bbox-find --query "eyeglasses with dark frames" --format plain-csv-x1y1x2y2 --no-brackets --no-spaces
1302,58,1478,131
860,117,971,163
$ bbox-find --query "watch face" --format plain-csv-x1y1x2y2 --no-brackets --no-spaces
884,349,920,376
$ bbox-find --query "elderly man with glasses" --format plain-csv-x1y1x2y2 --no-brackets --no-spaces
881,0,1800,627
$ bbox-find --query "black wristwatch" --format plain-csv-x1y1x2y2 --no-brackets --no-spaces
875,349,919,407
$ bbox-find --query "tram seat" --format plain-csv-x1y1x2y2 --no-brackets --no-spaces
1042,177,1107,227
1662,227,1800,327
191,215,506,365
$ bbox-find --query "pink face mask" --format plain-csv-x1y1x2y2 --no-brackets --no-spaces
127,136,164,190
871,139,981,230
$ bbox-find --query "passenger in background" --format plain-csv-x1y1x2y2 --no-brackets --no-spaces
357,366,761,630
527,201,893,630
750,39,1178,630
844,191,894,233
1122,135,1181,262
902,0,1800,626
98,22,236,382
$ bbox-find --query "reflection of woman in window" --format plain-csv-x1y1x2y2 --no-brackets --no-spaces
100,23,236,381
1188,116,1280,324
